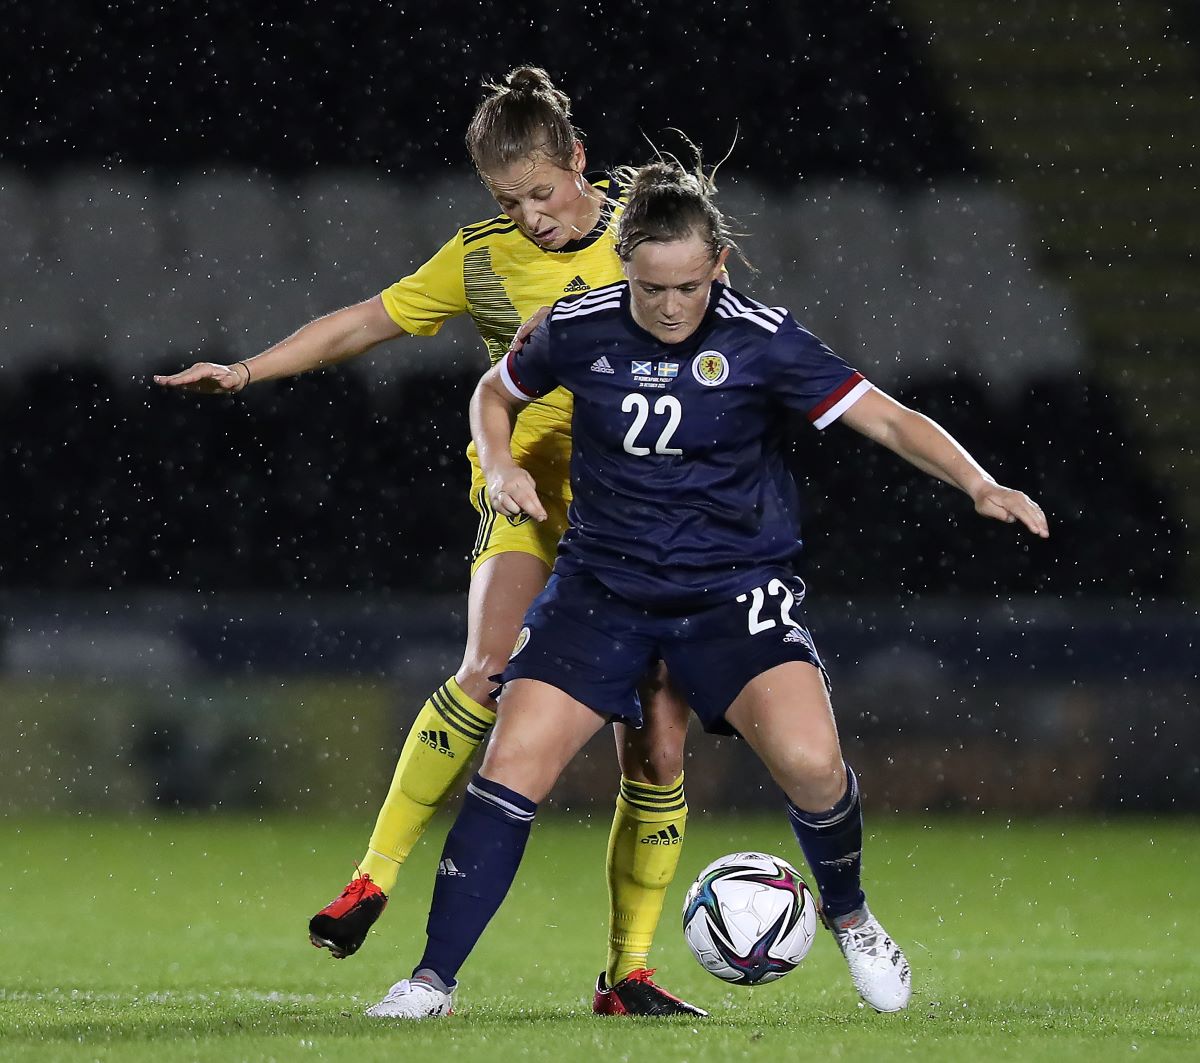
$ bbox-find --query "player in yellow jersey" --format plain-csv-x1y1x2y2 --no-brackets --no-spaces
154,66,702,1017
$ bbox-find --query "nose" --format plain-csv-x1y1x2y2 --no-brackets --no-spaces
662,291,682,319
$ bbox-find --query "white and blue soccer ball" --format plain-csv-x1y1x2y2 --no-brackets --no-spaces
682,851,817,985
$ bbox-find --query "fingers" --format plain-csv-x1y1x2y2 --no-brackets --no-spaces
506,306,552,356
494,486,548,523
152,363,239,393
490,469,547,523
978,488,1050,538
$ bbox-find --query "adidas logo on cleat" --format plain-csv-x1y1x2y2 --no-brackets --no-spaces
590,356,615,374
640,824,683,845
418,729,455,757
563,275,590,293
437,858,466,878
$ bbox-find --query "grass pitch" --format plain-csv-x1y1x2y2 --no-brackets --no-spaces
2,813,1197,1061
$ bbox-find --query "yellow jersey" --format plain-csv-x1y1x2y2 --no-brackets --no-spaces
380,174,626,502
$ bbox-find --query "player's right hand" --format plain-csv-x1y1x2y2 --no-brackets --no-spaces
505,306,552,356
153,361,248,395
487,465,547,523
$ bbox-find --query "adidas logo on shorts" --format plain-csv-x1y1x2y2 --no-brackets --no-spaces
563,274,590,293
640,824,683,845
590,355,615,374
418,729,455,757
783,627,810,646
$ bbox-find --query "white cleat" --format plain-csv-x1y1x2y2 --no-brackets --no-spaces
827,903,912,1013
364,978,455,1020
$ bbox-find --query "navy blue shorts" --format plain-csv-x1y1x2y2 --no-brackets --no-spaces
501,569,827,736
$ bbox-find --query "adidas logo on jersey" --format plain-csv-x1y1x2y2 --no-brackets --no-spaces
640,824,683,845
590,356,615,374
783,627,809,645
437,857,466,877
563,274,589,293
418,729,455,757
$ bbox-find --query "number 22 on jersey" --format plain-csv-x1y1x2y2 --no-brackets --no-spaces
621,393,683,456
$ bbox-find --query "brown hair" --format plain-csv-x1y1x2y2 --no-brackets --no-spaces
465,66,581,173
615,158,744,265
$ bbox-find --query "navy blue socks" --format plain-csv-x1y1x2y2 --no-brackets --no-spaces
786,765,866,921
417,773,537,986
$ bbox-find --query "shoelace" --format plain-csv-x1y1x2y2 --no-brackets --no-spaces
837,920,890,959
618,968,658,986
381,979,440,1003
337,872,375,902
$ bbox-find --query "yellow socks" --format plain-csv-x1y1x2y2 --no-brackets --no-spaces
605,773,688,985
359,677,495,894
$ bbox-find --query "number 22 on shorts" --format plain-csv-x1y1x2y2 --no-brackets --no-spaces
737,578,802,634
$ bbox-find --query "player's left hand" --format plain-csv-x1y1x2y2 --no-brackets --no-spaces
487,464,547,523
506,306,552,356
972,482,1049,538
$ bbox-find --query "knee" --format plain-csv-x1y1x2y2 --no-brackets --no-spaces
620,727,687,786
454,650,509,707
775,748,847,812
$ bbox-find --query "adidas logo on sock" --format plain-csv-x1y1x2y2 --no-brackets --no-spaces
418,729,456,757
563,274,589,293
590,355,614,374
437,857,466,877
639,823,683,845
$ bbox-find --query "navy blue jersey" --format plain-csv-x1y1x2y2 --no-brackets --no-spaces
499,281,871,609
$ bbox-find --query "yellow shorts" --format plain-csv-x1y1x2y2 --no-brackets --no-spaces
466,400,573,574
468,480,570,572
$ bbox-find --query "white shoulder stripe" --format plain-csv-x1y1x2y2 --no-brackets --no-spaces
715,303,782,334
553,296,623,321
719,289,786,324
556,281,625,312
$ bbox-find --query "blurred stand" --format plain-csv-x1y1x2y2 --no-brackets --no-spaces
1,593,1195,815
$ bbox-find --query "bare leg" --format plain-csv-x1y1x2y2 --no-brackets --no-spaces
455,550,551,706
724,661,846,809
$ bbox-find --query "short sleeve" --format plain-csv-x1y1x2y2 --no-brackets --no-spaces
498,318,559,400
379,232,467,336
769,316,873,430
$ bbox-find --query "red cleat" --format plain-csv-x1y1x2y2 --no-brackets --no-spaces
308,872,388,959
592,968,707,1017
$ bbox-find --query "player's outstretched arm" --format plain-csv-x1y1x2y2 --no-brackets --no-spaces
152,295,406,395
470,365,547,523
840,387,1049,538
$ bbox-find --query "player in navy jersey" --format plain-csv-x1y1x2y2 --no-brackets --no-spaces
364,160,1048,1019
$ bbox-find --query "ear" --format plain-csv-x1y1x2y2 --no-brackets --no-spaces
713,246,731,277
571,139,587,175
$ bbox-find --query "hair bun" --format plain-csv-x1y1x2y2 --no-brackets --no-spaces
503,66,571,113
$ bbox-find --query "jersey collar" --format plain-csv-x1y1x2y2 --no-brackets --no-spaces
542,170,623,254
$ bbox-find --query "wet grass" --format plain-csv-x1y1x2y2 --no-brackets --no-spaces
2,814,1197,1061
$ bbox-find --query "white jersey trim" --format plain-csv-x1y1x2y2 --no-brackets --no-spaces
715,289,787,334
499,351,539,401
553,281,626,319
813,378,873,430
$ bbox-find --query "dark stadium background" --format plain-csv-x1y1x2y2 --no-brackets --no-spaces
1,0,1196,818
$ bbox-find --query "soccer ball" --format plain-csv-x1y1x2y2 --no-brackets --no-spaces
682,851,817,985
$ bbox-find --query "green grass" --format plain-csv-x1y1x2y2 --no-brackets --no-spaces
2,814,1198,1061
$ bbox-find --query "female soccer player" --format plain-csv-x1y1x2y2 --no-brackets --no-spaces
365,159,1049,1019
154,67,702,1017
